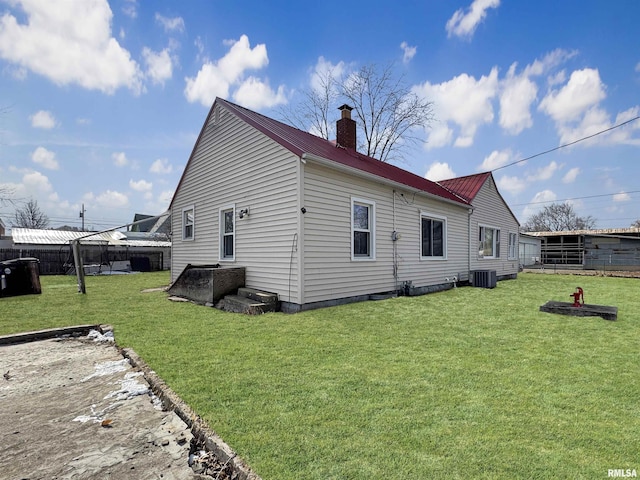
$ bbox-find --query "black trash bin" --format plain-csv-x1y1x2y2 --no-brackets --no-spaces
0,257,42,298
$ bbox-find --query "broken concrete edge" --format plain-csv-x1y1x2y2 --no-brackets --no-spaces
121,346,262,480
0,324,107,346
0,324,262,480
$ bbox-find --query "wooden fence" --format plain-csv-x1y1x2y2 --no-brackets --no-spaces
0,246,167,275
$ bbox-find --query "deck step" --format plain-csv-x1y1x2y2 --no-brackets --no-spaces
221,295,272,314
237,287,278,310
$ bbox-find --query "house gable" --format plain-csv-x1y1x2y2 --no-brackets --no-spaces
169,100,302,301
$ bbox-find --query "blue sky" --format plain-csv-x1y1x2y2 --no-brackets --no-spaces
0,0,639,231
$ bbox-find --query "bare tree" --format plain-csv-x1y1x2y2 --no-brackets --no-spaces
13,198,50,229
0,185,14,206
522,203,596,232
282,63,434,163
280,66,339,141
631,219,640,228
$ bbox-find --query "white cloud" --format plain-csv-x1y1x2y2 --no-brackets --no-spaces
233,76,287,109
524,48,578,77
527,161,560,182
30,110,56,129
145,189,174,215
184,34,275,107
414,68,499,148
129,179,152,192
499,64,537,134
496,175,527,195
446,0,500,39
562,167,580,183
521,189,557,221
424,123,453,149
150,158,172,174
95,190,129,208
31,147,59,170
122,0,137,19
142,47,173,85
112,152,129,167
155,13,185,33
23,170,53,194
539,68,606,124
479,149,514,171
425,162,456,181
498,50,577,136
613,191,631,202
0,0,143,94
400,41,417,64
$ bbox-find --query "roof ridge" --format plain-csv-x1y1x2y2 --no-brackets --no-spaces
215,98,470,207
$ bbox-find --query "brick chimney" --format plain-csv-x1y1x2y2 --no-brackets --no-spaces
336,104,356,150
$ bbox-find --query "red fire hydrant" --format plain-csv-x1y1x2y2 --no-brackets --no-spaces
570,287,584,307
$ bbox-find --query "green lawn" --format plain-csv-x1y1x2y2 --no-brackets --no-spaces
1,272,638,479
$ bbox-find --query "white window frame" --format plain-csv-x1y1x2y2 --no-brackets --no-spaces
219,204,235,261
182,205,195,241
351,197,376,261
478,224,501,259
420,212,447,260
508,232,518,260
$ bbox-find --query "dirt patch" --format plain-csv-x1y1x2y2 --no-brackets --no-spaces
523,268,640,279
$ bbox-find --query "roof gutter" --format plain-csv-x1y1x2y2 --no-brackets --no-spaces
300,152,469,209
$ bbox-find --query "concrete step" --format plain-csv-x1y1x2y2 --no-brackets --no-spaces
237,287,278,310
221,295,271,315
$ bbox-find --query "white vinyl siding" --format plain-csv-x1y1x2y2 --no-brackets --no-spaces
303,162,469,304
468,177,520,276
182,205,194,241
171,105,301,303
351,197,376,260
421,213,446,260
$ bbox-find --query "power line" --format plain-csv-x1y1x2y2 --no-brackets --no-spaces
511,189,640,207
492,115,640,172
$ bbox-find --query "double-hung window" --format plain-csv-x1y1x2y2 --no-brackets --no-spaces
478,225,500,258
220,206,235,260
421,213,446,259
351,198,375,260
508,232,518,260
182,206,194,241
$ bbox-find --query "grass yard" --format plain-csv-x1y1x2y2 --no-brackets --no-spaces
1,272,638,479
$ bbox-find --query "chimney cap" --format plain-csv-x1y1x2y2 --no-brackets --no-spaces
338,104,353,111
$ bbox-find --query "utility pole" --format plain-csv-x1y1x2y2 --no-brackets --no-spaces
79,203,86,231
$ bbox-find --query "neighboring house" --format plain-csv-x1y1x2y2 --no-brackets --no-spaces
518,233,542,267
130,213,171,235
439,172,520,280
4,228,171,274
527,228,640,270
169,98,518,312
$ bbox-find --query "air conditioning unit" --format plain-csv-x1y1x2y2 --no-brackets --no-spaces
473,270,496,288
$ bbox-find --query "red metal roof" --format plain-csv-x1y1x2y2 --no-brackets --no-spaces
217,98,470,206
438,172,491,202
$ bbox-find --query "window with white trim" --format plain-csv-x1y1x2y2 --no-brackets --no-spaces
421,213,446,259
478,225,500,258
220,206,235,260
508,232,518,260
182,206,194,241
351,198,375,260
